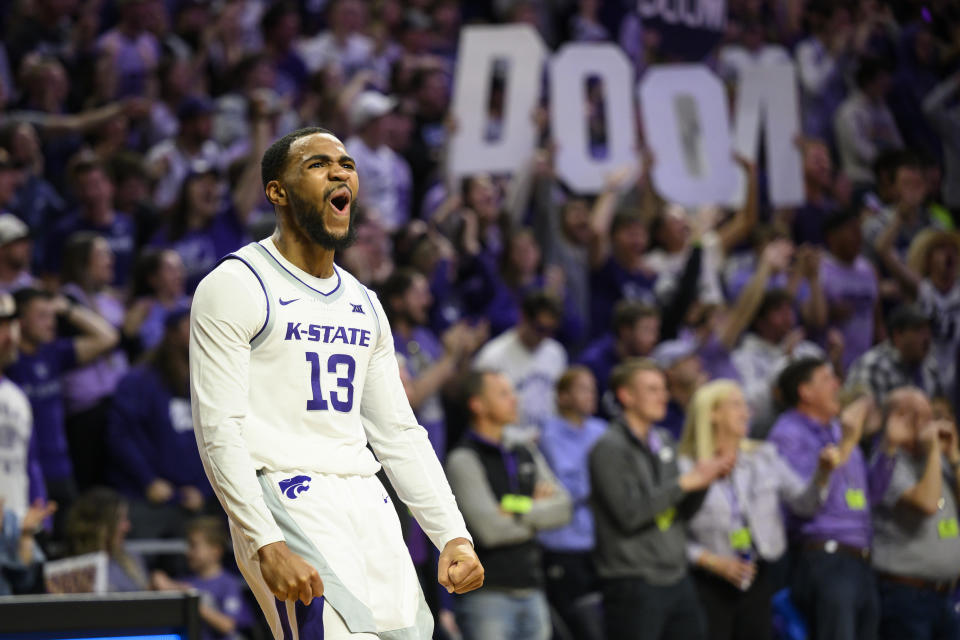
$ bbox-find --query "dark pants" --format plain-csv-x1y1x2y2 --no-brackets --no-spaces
65,400,110,490
692,561,775,640
602,574,706,640
791,549,879,640
878,580,960,640
543,550,604,640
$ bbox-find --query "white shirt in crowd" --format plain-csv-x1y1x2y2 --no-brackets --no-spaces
834,89,904,184
296,31,373,75
145,139,229,211
0,377,34,518
732,333,825,437
344,136,412,232
916,279,960,393
474,329,568,438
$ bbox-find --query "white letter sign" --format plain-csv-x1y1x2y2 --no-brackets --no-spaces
550,43,639,193
731,60,804,207
447,25,547,180
639,64,736,206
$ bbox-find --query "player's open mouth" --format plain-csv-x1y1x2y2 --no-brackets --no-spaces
329,189,351,215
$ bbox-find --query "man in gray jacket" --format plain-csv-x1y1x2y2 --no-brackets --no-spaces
446,370,572,640
589,358,732,640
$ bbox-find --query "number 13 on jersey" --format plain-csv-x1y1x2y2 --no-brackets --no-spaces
306,352,356,412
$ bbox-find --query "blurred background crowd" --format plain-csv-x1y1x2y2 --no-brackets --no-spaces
1,0,960,639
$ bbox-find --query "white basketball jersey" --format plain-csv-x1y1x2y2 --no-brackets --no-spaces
191,238,469,558
224,240,389,476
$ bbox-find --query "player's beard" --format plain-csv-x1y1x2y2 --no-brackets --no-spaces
288,189,358,251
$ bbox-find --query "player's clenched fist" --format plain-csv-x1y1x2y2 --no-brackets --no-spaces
258,541,324,605
438,537,484,594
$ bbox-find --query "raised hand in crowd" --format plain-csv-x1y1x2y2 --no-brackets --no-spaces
839,394,872,457
679,451,736,492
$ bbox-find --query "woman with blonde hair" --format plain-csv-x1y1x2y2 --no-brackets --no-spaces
65,488,148,592
678,379,842,640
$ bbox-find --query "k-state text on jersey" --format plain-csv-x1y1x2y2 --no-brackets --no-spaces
283,322,372,347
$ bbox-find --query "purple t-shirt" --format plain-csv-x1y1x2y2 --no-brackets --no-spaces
139,296,193,351
6,339,77,481
185,570,254,640
768,409,872,549
589,257,657,340
693,333,742,383
820,253,878,372
151,208,249,293
725,256,811,303
61,285,129,414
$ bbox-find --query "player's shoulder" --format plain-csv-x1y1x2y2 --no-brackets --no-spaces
193,244,268,309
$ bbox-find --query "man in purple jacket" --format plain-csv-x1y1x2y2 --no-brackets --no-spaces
768,357,878,640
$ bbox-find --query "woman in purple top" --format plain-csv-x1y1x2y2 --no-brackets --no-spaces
60,234,130,487
125,247,190,355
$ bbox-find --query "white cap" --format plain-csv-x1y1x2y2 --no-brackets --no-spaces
0,214,29,246
351,91,397,129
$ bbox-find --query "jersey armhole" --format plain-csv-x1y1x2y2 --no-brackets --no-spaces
217,254,272,348
359,286,383,345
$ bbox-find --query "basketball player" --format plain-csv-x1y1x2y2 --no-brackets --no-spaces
190,127,483,639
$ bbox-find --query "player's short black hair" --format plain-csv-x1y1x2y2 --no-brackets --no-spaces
261,126,335,190
777,357,829,408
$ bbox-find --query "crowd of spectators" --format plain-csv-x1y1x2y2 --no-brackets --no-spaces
1,0,960,639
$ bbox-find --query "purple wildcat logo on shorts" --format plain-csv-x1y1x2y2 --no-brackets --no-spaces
279,475,312,499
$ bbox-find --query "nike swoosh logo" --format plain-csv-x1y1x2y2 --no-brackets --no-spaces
279,298,299,306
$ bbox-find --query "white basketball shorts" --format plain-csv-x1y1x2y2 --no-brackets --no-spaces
232,470,433,639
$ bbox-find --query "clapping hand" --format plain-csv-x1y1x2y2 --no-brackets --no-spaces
760,239,794,273
935,420,960,464
21,498,57,536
